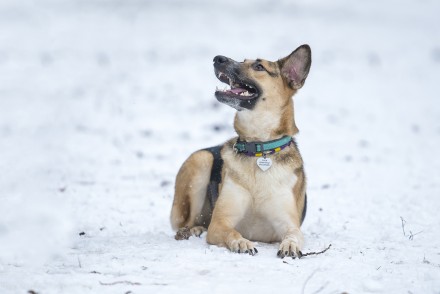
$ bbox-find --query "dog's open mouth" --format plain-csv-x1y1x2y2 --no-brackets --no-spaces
214,71,259,100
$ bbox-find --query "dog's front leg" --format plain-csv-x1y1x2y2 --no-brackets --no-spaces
206,177,257,255
268,196,304,258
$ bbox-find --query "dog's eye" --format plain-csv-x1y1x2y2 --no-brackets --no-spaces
253,64,265,71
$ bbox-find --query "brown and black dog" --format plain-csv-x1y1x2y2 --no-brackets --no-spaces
170,45,311,258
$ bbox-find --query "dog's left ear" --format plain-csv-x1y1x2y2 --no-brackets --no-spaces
278,44,311,90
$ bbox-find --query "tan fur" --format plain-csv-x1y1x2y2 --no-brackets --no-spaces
170,45,311,257
170,150,213,230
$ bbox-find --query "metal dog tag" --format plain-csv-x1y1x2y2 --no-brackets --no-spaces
256,157,272,171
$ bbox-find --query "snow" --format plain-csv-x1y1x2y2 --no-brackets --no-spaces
1,0,440,293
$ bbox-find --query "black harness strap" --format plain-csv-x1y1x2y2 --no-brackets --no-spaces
301,193,307,225
203,145,223,210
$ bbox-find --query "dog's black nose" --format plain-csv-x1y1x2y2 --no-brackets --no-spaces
213,55,228,64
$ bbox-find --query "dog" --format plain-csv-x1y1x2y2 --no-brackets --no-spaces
170,45,311,258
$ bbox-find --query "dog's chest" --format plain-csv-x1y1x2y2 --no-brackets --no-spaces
228,156,298,242
226,152,297,193
250,162,297,214
252,161,297,195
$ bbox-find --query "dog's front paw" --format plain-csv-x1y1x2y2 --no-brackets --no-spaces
227,237,258,256
277,238,302,259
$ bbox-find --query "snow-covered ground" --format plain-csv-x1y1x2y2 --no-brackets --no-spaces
1,0,440,293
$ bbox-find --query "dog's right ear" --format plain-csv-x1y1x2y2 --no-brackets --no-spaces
278,44,311,90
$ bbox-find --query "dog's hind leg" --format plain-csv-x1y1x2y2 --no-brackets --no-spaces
170,150,213,238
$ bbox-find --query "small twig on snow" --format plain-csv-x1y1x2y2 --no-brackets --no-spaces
423,255,431,265
400,217,422,240
423,255,440,267
300,244,332,258
400,216,406,237
408,230,423,241
77,256,82,268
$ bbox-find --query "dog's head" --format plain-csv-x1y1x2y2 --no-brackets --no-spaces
213,45,311,111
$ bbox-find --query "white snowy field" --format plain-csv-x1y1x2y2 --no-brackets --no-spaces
1,0,440,293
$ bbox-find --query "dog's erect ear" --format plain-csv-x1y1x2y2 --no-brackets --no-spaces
278,44,311,90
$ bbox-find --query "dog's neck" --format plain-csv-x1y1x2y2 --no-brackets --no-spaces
233,99,299,142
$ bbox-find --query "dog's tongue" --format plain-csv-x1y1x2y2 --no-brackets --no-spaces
228,87,246,94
